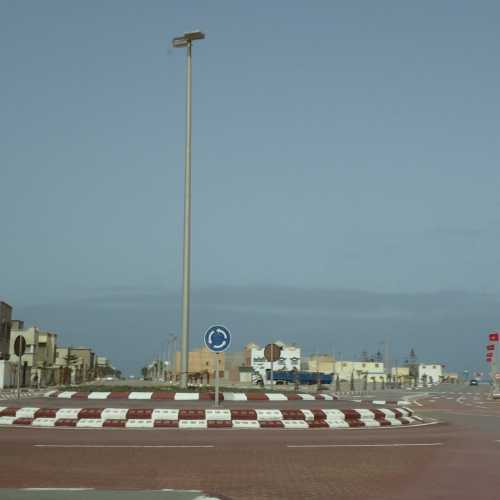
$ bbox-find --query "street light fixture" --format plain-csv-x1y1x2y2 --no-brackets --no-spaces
172,30,206,389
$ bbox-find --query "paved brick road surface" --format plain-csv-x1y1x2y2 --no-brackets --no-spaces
0,423,495,500
0,385,498,500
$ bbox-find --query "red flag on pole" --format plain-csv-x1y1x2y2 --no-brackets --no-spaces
486,344,495,351
489,332,499,342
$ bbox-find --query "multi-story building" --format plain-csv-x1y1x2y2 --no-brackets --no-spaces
417,363,443,384
223,351,245,383
174,346,226,382
302,354,335,373
391,366,410,384
0,301,12,360
54,347,101,384
0,301,13,388
250,342,301,379
71,346,95,381
334,360,386,382
9,322,58,386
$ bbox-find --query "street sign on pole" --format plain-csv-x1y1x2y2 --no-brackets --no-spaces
204,326,231,407
14,335,26,400
14,336,26,357
264,343,282,387
264,343,281,362
204,325,231,353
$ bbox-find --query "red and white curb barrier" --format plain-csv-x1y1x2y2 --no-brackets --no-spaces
43,391,339,401
0,406,422,429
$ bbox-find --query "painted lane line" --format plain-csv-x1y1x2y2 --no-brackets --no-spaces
287,442,443,448
162,489,202,493
33,444,215,449
22,488,95,491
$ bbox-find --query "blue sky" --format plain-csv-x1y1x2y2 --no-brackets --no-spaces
2,1,500,374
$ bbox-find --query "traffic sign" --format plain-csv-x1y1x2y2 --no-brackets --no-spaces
14,336,26,357
204,325,231,353
264,343,282,362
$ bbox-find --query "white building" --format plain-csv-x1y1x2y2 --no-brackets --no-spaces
250,342,301,380
417,363,443,384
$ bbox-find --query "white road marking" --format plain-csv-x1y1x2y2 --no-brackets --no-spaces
33,444,214,448
22,488,95,491
287,442,443,448
413,401,423,406
162,490,202,493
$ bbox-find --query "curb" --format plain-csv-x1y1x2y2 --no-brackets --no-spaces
43,391,340,402
348,399,412,406
0,406,421,430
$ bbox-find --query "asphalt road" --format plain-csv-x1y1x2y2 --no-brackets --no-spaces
0,384,498,500
0,396,404,410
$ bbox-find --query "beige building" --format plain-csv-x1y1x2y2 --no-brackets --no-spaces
55,346,98,384
224,351,245,382
334,360,386,382
9,322,58,386
391,366,411,384
303,354,335,373
72,347,95,380
0,302,12,360
175,346,226,381
96,356,110,368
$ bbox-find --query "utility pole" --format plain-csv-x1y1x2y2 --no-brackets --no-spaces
172,30,206,389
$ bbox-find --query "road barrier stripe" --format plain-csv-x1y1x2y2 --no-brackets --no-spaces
0,406,424,430
45,391,340,401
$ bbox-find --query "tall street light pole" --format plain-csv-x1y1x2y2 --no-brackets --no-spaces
172,30,205,389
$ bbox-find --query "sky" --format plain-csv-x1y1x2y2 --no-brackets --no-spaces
1,1,500,375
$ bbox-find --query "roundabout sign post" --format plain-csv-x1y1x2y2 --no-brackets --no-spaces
204,325,231,407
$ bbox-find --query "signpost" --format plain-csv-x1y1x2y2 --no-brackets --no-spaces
264,343,282,387
14,335,26,400
204,325,231,407
487,332,499,394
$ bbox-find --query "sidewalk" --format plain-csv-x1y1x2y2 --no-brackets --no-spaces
0,389,45,401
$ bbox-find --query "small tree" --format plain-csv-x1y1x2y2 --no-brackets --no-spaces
63,350,79,385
